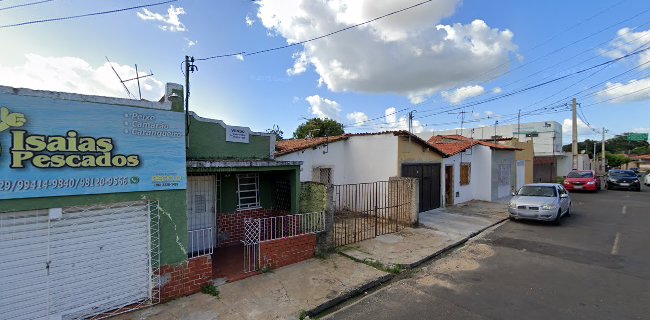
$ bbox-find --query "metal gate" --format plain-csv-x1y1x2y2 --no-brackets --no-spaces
332,180,413,247
402,163,441,211
0,201,160,320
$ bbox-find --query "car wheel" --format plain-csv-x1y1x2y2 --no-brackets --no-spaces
566,205,572,217
509,216,517,221
635,187,641,192
553,209,562,226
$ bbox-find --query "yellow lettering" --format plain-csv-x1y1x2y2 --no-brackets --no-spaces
10,130,26,151
65,155,81,168
81,155,96,167
25,135,47,151
96,153,111,167
127,155,140,167
111,155,127,167
96,138,113,152
46,136,67,152
77,138,97,152
10,151,33,168
49,155,65,168
66,131,78,152
32,155,50,168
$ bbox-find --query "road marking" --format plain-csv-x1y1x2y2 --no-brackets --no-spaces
622,205,627,215
611,232,621,255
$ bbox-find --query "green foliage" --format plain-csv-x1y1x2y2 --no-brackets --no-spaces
563,134,649,156
606,153,632,168
631,146,650,155
201,284,220,298
293,118,345,139
298,310,309,320
266,124,284,141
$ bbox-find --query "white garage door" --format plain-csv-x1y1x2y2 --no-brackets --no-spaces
0,201,153,320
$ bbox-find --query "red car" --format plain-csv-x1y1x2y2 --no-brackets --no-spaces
563,170,600,192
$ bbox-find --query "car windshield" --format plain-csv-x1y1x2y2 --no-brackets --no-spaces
610,171,636,178
567,171,593,178
517,186,557,197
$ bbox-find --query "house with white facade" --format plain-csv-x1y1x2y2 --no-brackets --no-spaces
428,135,520,204
275,131,447,212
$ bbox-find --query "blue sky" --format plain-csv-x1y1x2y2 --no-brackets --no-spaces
1,0,649,144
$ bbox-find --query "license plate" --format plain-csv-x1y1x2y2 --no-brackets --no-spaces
620,183,629,186
574,185,583,189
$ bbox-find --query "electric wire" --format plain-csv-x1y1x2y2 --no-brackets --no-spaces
0,0,177,29
0,0,52,11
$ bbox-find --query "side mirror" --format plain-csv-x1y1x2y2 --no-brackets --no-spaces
560,193,568,198
511,192,516,196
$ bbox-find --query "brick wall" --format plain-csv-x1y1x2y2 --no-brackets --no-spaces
217,209,286,247
260,234,317,269
159,255,212,302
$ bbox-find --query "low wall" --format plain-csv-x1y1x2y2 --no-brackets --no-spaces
159,255,212,302
260,234,317,269
218,209,286,247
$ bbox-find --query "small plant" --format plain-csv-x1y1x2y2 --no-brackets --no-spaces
201,284,220,298
298,310,309,320
362,259,402,274
261,264,272,273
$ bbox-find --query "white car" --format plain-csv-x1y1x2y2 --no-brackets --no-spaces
645,173,650,186
508,183,572,225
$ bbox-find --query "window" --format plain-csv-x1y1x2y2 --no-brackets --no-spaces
237,173,260,210
460,163,471,185
313,167,332,184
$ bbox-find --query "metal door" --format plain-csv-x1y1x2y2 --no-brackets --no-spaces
402,163,441,211
187,175,217,255
0,202,152,320
516,160,526,190
445,165,454,206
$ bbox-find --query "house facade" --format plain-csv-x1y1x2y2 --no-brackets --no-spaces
276,131,446,211
0,83,190,319
428,135,519,203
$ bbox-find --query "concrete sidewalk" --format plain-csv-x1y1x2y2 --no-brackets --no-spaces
113,200,507,320
338,201,508,270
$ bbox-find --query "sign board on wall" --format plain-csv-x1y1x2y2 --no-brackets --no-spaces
0,94,187,200
225,125,250,144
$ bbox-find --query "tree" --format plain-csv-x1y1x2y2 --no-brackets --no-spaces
562,133,649,156
266,124,284,141
293,118,345,139
605,153,631,169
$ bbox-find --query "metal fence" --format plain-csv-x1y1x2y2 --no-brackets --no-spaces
333,180,413,247
242,211,325,273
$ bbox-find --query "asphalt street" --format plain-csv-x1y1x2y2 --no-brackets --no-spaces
326,184,650,320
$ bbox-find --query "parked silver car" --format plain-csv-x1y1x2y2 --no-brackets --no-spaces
508,183,572,225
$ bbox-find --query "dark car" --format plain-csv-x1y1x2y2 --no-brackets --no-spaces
606,170,641,191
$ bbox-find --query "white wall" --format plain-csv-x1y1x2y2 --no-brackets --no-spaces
276,134,399,185
442,150,474,206
556,152,591,177
471,145,493,201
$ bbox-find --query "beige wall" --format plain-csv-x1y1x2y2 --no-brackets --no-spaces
397,136,443,175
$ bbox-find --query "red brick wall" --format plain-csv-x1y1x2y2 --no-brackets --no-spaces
159,255,212,302
260,234,317,269
218,209,286,247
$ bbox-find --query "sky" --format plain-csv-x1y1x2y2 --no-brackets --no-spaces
1,0,649,144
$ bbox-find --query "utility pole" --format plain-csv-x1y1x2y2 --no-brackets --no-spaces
517,109,521,142
494,120,499,145
572,98,578,170
184,56,198,150
601,128,607,173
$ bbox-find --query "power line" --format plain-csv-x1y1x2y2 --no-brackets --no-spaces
0,0,53,11
0,0,177,29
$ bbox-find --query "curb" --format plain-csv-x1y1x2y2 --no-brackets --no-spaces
402,217,508,269
307,273,394,317
310,217,508,317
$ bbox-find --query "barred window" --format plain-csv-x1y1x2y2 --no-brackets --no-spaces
460,163,471,186
237,173,260,210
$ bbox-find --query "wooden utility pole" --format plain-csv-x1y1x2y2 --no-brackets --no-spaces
572,98,578,170
601,128,607,173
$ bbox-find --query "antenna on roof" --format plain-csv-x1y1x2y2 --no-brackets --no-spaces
105,56,155,100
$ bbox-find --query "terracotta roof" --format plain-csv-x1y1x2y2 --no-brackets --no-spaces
275,135,349,156
629,154,650,161
427,135,520,156
275,130,446,156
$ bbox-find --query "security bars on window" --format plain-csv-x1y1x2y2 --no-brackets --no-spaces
237,173,260,210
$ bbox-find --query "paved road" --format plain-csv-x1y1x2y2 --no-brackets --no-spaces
327,185,650,320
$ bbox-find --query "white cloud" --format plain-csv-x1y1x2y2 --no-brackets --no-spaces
346,111,369,126
485,111,494,118
306,95,341,119
137,5,186,32
287,52,308,76
562,118,592,136
256,1,517,102
245,15,255,27
185,38,198,47
632,127,650,133
492,87,502,94
383,107,424,133
597,78,650,103
441,85,485,104
602,27,650,68
235,54,245,61
0,54,164,101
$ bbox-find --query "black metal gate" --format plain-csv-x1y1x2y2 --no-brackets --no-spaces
402,163,441,211
332,180,413,247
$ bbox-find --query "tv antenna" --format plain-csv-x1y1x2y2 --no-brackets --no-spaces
105,56,154,100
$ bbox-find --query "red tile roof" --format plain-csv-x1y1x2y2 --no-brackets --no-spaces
427,135,520,156
629,154,650,161
275,131,446,156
